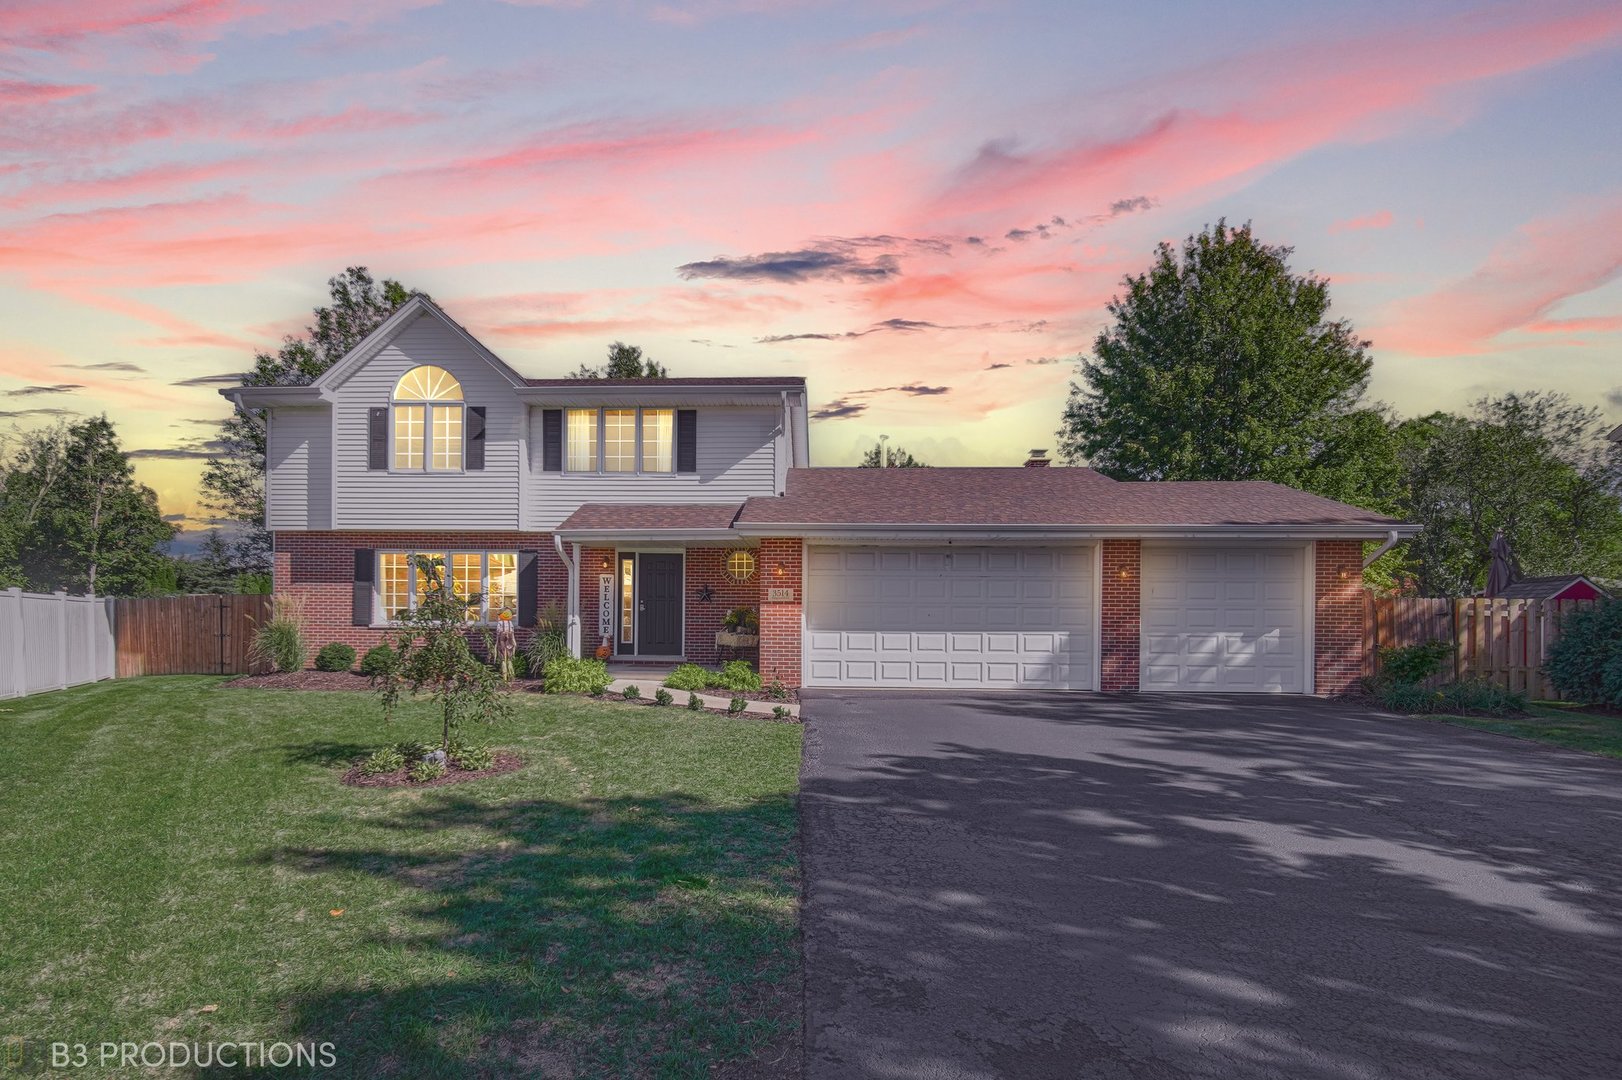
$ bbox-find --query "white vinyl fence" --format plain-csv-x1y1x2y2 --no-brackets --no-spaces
0,589,116,700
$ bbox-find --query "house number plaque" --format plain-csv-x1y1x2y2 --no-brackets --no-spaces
767,587,794,602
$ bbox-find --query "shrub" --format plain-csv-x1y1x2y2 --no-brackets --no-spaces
447,740,495,771
722,606,759,632
359,644,398,679
509,652,530,679
1546,599,1622,705
359,746,405,776
1377,639,1455,685
728,696,747,715
663,663,712,691
408,758,446,783
622,684,642,700
314,642,357,672
654,688,673,706
542,656,611,695
524,627,569,676
766,676,788,701
249,595,308,673
392,741,434,763
1374,678,1526,716
707,660,762,693
772,705,790,719
687,692,703,711
1372,680,1435,714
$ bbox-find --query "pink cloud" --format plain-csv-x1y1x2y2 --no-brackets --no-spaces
1525,315,1622,335
1373,197,1622,356
0,80,97,105
0,159,254,210
1330,209,1394,234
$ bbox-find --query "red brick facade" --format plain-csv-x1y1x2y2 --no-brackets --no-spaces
1313,539,1365,696
1099,539,1142,692
277,531,1365,695
757,537,803,688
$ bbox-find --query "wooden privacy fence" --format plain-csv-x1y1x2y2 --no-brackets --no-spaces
1363,594,1599,698
0,589,116,699
113,594,272,677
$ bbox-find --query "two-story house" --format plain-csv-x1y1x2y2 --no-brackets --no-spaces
226,296,1414,694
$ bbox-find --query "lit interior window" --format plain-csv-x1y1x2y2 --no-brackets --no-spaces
724,549,757,582
432,406,463,470
603,409,636,473
566,409,597,471
393,405,424,470
380,553,410,619
487,553,518,617
640,408,673,473
451,553,482,621
414,553,446,606
620,557,634,645
394,365,463,402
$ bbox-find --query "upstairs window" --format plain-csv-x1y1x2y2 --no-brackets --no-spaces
393,365,463,471
564,407,676,474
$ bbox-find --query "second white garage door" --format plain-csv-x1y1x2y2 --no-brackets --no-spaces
1140,544,1309,693
804,546,1096,690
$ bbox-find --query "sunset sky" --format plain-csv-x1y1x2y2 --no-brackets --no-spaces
3,0,1621,542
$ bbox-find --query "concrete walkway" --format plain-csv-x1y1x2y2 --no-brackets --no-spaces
800,690,1622,1080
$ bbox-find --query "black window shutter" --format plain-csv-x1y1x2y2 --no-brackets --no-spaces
466,406,486,470
352,549,374,626
676,409,697,474
367,408,388,470
542,410,563,471
517,550,539,627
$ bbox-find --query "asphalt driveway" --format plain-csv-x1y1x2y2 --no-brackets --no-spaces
798,691,1622,1080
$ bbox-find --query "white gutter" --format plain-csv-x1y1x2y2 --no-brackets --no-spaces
732,523,1422,542
1362,528,1403,569
554,528,750,545
553,534,582,659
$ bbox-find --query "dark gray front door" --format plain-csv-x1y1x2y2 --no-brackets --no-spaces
636,554,683,655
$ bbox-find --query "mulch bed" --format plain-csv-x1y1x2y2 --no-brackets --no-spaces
222,671,375,691
341,751,525,788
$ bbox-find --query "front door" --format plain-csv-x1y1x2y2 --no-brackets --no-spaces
636,553,683,655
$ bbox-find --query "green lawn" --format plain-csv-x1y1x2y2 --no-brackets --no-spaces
1424,701,1622,759
0,677,802,1078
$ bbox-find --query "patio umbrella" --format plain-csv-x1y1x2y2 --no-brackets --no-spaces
1486,530,1517,596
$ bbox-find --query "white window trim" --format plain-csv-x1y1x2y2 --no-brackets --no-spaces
389,401,466,474
373,549,519,627
562,407,675,476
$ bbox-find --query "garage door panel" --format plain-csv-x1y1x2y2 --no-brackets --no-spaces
806,545,1096,690
1141,544,1306,694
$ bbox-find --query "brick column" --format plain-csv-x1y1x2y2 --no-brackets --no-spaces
757,537,803,687
1314,539,1364,696
1100,539,1141,692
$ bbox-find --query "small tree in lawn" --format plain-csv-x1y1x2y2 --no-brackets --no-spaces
376,555,511,751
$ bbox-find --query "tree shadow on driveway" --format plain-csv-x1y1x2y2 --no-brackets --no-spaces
799,692,1622,1080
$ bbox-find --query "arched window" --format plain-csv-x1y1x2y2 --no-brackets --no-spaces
393,365,463,470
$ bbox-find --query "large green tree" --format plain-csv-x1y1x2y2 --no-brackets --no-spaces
569,341,668,379
1398,392,1622,595
202,268,425,571
0,417,175,594
1057,220,1393,509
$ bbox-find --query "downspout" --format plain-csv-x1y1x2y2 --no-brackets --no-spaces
1362,529,1401,570
553,534,582,658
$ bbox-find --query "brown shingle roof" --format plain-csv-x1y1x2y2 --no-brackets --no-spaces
524,377,805,387
1492,575,1609,600
558,503,744,531
735,468,1403,528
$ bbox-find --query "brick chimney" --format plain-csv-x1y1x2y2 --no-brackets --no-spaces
1024,448,1051,467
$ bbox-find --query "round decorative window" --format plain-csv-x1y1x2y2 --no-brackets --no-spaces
724,550,757,583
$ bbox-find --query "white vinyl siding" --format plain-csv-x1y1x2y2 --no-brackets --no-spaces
1140,544,1308,693
527,406,780,530
328,312,522,530
804,546,1097,690
265,407,331,530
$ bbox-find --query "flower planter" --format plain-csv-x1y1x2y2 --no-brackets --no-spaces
715,631,759,649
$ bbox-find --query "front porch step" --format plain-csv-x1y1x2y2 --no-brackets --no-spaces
602,676,800,719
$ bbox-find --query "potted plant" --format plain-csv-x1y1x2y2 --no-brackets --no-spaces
716,607,759,649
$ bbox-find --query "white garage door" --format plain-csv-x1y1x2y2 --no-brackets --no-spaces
804,546,1096,689
1141,544,1308,693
